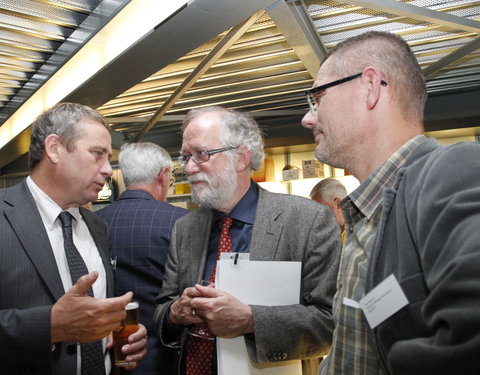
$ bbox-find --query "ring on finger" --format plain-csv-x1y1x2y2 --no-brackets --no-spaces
191,308,197,317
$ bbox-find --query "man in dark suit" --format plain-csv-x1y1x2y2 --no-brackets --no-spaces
97,142,188,374
154,106,341,375
0,102,147,374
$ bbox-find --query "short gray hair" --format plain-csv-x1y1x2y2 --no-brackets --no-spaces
182,106,265,171
325,31,426,124
310,178,347,202
28,102,110,170
119,142,172,187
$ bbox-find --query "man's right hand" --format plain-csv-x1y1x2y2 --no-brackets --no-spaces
51,271,133,343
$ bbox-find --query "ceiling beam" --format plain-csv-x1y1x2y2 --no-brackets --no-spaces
267,0,327,78
0,0,130,125
64,0,278,109
0,0,278,169
132,10,265,142
0,0,190,166
423,36,480,78
108,110,307,127
346,0,480,34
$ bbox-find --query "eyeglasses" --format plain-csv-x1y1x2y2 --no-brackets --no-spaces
177,146,239,167
305,73,387,113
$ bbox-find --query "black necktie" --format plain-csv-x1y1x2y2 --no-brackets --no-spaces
58,211,105,375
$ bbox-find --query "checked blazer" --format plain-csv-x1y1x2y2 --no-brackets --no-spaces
97,189,188,375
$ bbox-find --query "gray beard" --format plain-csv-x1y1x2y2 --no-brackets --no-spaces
189,160,237,212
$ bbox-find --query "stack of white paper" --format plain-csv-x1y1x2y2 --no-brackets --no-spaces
215,255,302,375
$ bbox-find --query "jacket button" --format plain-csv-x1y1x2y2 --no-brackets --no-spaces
67,344,77,355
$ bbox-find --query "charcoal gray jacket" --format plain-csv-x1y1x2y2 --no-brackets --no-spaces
366,138,480,375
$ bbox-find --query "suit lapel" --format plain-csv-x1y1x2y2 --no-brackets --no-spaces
249,188,283,261
4,182,65,300
183,208,212,286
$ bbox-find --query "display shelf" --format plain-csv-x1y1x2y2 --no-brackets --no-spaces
168,193,192,198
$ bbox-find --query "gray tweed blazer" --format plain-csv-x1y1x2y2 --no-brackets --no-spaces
154,186,341,375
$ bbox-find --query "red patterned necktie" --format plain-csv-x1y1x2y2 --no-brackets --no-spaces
185,216,233,375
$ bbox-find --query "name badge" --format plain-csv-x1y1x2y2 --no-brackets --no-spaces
359,274,408,328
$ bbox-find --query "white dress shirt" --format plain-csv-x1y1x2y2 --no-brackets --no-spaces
26,176,111,374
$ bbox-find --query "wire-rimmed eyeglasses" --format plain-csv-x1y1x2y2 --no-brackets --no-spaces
305,73,387,114
177,146,239,167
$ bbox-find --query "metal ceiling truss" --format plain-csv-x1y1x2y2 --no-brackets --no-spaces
423,35,480,77
345,0,480,79
267,0,328,77
1,0,480,176
132,0,480,141
0,0,129,124
132,10,265,142
346,0,480,34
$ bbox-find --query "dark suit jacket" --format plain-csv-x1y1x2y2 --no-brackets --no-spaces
0,179,115,374
96,189,188,375
154,187,341,375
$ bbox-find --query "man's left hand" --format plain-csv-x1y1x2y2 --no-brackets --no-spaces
118,323,148,370
191,285,254,338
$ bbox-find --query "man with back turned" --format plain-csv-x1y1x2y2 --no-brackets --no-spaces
302,31,480,375
0,102,147,374
309,178,347,241
97,142,188,374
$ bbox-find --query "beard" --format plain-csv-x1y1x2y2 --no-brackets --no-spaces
188,156,237,212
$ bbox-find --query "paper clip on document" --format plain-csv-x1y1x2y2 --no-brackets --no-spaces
220,252,249,266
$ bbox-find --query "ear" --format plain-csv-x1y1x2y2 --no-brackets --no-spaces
362,67,383,110
44,134,62,164
157,167,169,186
333,196,341,208
235,145,251,172
152,167,170,201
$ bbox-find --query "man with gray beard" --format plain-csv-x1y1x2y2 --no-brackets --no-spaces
153,106,341,375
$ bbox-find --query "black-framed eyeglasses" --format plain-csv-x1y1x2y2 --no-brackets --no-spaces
177,146,239,167
305,73,387,114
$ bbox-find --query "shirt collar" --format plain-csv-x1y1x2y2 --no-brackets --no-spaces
347,134,427,219
26,176,81,230
213,180,259,224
